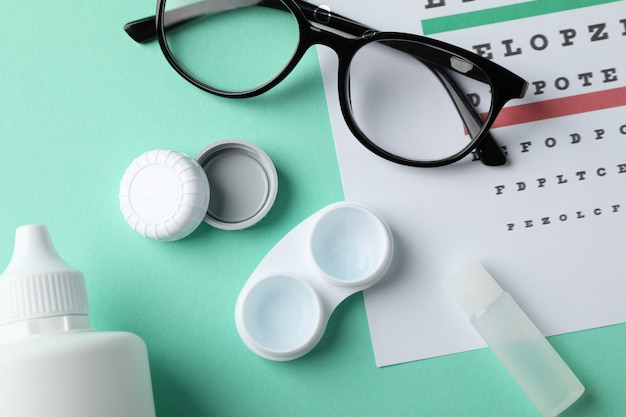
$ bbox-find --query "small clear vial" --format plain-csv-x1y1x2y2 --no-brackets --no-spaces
445,260,584,417
0,225,156,417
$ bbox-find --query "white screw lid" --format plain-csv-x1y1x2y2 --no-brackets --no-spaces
0,225,89,325
119,149,211,241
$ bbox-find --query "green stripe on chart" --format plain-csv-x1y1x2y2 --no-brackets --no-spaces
421,0,622,35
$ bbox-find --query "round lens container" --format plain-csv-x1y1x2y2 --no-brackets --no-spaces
119,140,278,241
238,275,324,361
310,204,393,286
196,140,278,230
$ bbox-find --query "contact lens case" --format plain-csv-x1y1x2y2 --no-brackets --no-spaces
119,140,278,241
235,202,394,361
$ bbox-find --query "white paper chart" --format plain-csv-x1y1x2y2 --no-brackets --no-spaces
316,0,626,367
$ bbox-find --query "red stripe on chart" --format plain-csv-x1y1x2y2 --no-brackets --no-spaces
491,86,626,128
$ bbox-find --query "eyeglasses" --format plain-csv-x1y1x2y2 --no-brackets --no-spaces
124,0,528,167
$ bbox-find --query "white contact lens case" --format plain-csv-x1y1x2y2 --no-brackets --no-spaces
235,202,394,361
119,140,278,241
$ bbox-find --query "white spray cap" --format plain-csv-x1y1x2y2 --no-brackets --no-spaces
444,259,504,317
0,225,89,325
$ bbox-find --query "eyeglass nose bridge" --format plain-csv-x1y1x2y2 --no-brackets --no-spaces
299,21,366,96
300,20,364,66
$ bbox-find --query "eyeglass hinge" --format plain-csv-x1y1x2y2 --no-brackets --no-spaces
313,5,332,25
361,30,377,39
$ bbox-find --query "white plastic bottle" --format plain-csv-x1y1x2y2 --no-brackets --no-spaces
0,224,156,417
445,260,584,417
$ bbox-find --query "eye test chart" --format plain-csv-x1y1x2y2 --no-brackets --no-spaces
316,0,626,367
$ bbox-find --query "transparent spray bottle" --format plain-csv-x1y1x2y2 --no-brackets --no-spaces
445,260,584,417
0,225,156,417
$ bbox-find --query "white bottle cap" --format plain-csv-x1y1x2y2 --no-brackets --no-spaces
444,259,503,317
0,225,89,325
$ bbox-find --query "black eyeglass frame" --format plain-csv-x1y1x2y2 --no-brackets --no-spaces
124,0,528,168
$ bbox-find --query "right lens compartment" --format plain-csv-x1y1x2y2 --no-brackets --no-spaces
310,204,393,286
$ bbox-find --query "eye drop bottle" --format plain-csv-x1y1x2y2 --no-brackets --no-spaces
0,224,156,417
445,260,584,417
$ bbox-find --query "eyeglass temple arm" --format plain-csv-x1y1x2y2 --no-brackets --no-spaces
123,0,366,44
124,0,415,45
123,2,501,92
124,1,488,87
431,67,506,166
124,0,247,43
124,0,493,87
124,16,155,43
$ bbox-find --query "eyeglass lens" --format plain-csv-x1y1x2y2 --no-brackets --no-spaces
163,0,300,93
348,40,493,162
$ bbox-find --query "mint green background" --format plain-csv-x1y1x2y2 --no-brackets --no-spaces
1,2,624,416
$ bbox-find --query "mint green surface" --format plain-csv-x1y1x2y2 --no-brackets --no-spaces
1,2,624,417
